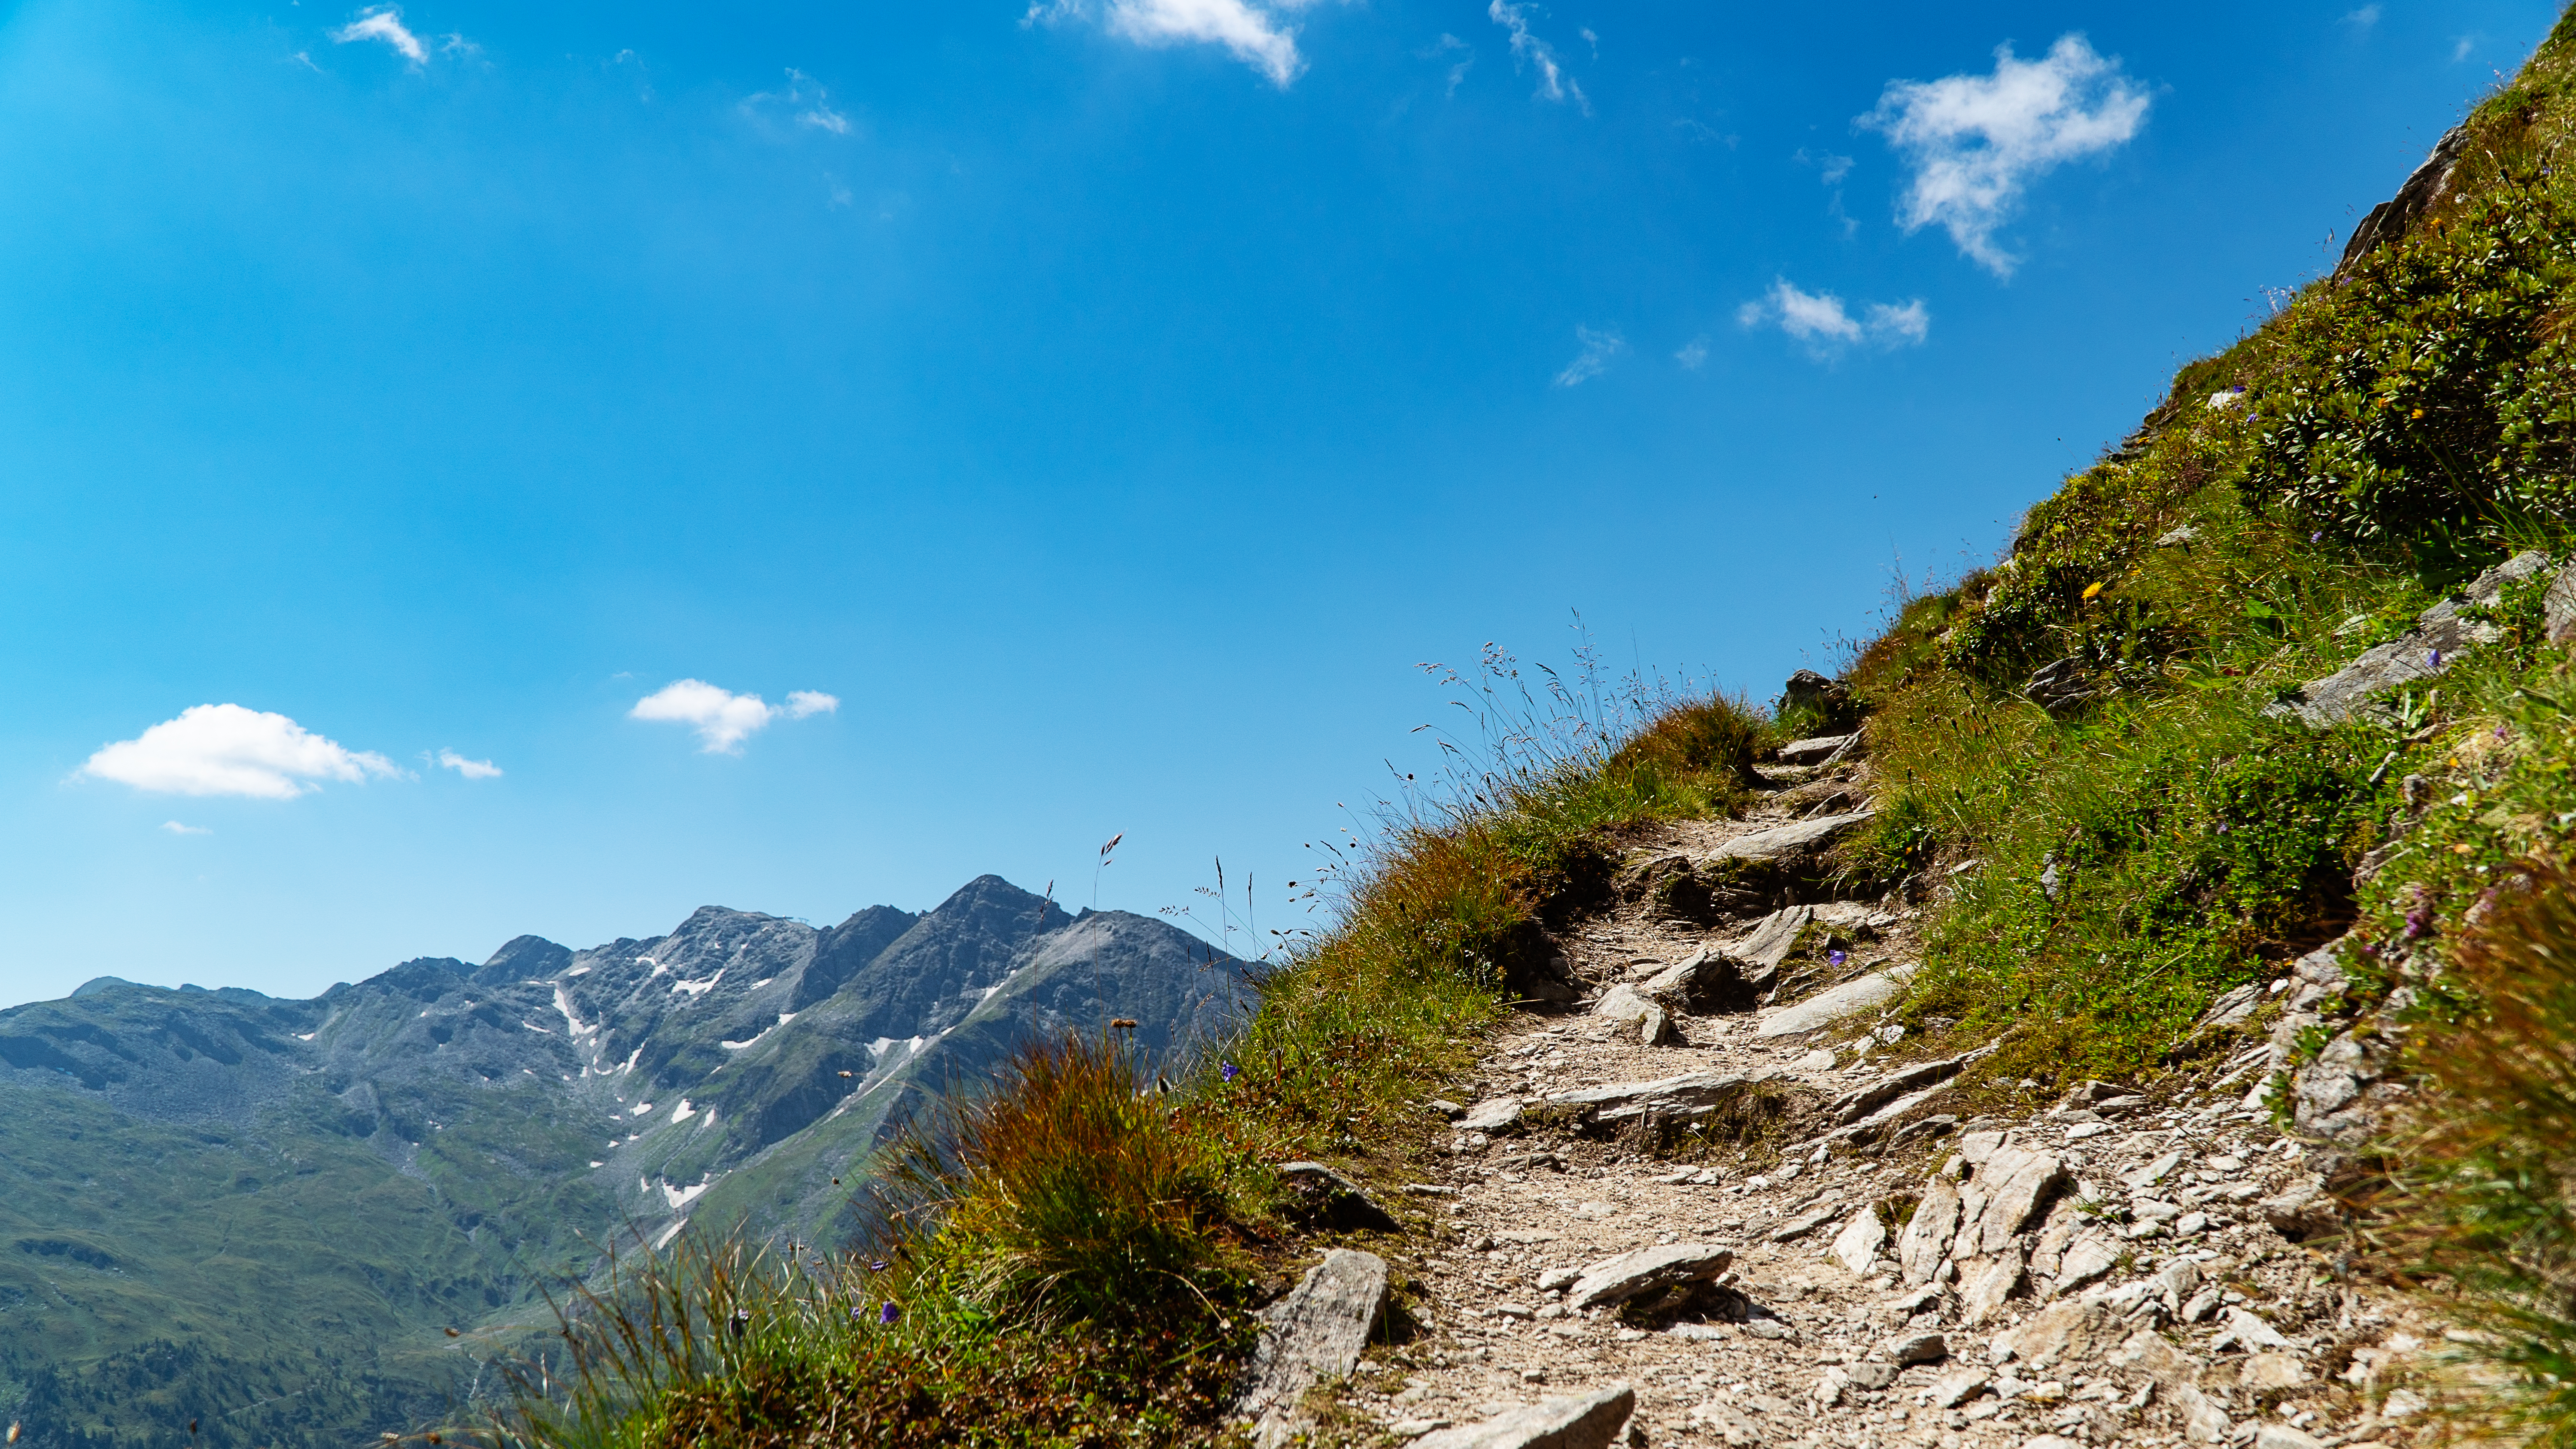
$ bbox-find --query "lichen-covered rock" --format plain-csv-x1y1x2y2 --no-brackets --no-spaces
1233,1249,1389,1437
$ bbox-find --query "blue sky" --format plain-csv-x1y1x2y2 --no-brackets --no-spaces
0,0,2555,1007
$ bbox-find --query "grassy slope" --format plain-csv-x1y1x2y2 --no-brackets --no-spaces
504,12,2576,1443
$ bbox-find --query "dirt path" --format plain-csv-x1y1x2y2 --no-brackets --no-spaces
1320,755,2440,1449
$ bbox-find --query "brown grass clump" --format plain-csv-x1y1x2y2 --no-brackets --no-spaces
2394,862,2576,1445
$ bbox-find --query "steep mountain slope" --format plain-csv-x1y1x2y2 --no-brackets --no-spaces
0,875,1245,1449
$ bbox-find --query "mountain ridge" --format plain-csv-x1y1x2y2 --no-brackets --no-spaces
0,872,1248,1449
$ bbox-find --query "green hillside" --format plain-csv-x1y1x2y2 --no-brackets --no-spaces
498,12,2576,1447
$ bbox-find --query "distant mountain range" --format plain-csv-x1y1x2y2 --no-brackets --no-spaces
0,875,1248,1449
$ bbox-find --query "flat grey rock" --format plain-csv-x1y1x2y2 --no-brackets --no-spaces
1703,811,1875,865
1565,1242,1735,1310
1829,1206,1887,1274
1959,1247,2026,1324
1954,1146,2069,1258
1897,1173,1961,1284
1411,1382,1636,1449
1457,1097,1525,1133
1234,1248,1390,1428
1756,965,1916,1038
1884,1330,1948,1365
2269,551,2556,727
2551,558,2576,644
1829,1052,1972,1125
1726,907,1817,973
1546,1069,1779,1127
1776,733,1857,765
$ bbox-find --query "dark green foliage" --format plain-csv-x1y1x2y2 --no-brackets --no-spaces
2250,186,2576,565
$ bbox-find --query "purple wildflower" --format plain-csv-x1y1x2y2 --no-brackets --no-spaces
2311,532,2323,544
879,1301,901,1325
1221,1062,1240,1083
2428,648,2442,669
1827,950,1847,968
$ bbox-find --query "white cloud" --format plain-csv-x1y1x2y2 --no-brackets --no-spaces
2452,34,2476,62
630,680,838,754
1738,279,1929,357
743,69,855,136
1027,0,1316,88
435,749,502,780
332,7,428,65
1860,34,2150,277
1422,33,1473,97
1674,336,1710,370
160,821,212,836
1552,325,1626,387
82,704,405,800
2340,5,2382,30
1488,0,1586,111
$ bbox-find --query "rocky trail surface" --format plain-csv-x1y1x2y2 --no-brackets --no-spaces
1245,738,2438,1449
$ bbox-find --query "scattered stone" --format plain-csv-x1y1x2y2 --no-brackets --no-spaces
1233,1249,1390,1433
1842,1362,1899,1390
1928,1369,1990,1408
1954,1148,2070,1258
2053,1233,2118,1295
1757,966,1918,1039
2126,1151,2185,1192
1830,1207,1887,1274
1959,1248,2027,1324
2241,1352,2309,1388
1565,1243,1735,1311
2252,1426,2327,1449
2552,558,2576,644
1885,1331,1949,1366
2258,1176,2339,1240
2212,1306,2296,1353
1996,1300,2118,1370
1590,985,1684,1045
1276,1162,1400,1232
1391,1420,1453,1439
1429,1099,1465,1118
1828,1052,1977,1126
1410,1382,1637,1449
1458,1098,1525,1134
1771,1204,1844,1243
2021,1436,2084,1449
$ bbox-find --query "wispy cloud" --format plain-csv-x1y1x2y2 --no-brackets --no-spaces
2452,34,2478,62
332,7,428,65
2340,5,2382,31
1737,279,1929,357
1488,0,1586,112
1674,336,1710,370
81,704,405,800
160,821,212,836
1860,34,2150,277
1553,325,1626,387
1026,0,1323,88
630,680,840,754
435,749,502,780
744,69,853,135
1422,33,1473,97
